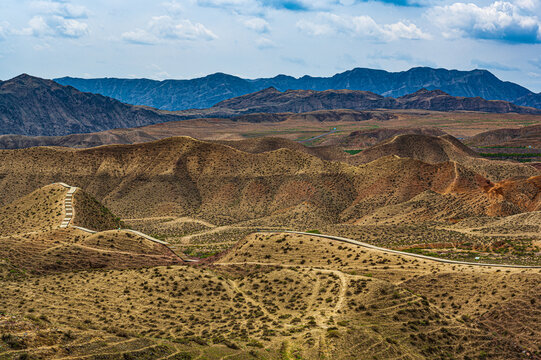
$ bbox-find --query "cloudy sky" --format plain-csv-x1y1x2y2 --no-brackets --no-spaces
1,0,540,91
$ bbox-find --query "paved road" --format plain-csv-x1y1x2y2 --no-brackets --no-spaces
259,230,541,269
53,183,539,268
297,129,337,143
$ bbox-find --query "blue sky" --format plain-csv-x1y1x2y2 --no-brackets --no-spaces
1,0,540,92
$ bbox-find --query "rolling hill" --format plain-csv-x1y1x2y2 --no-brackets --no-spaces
0,138,540,359
0,183,181,274
54,67,539,110
0,136,537,227
346,133,538,181
0,109,395,149
468,124,541,147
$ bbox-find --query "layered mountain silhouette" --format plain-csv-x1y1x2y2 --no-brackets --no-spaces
0,74,181,136
55,67,540,110
1,74,539,137
198,87,539,115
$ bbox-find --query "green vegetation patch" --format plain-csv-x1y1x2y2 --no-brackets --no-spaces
479,152,541,158
344,149,363,155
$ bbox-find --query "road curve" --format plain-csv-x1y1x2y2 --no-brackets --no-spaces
259,230,541,269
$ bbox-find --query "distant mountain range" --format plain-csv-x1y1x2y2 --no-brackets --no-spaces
194,87,538,116
55,67,541,111
0,74,180,136
1,74,539,137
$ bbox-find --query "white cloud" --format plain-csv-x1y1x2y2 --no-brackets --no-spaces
30,0,89,19
149,16,217,40
296,19,333,35
297,13,431,41
428,1,541,43
16,1,90,38
255,36,276,48
121,29,157,45
243,18,270,33
122,16,217,44
21,15,89,38
513,0,539,10
383,20,430,40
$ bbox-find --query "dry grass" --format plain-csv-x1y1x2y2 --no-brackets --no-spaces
71,189,124,231
0,184,65,236
1,232,539,359
0,228,180,275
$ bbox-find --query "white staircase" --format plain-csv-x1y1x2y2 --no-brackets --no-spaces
59,186,77,228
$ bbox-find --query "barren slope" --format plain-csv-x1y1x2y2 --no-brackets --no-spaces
0,184,66,236
347,134,538,181
468,124,541,148
0,137,538,230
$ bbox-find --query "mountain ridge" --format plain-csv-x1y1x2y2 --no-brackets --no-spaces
54,67,539,110
2,74,539,137
199,87,540,115
0,74,182,136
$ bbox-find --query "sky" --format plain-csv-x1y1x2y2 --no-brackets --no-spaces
0,0,540,92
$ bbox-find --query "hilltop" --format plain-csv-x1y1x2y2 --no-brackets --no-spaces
347,133,479,165
0,184,181,274
0,184,66,236
346,133,538,181
55,67,539,110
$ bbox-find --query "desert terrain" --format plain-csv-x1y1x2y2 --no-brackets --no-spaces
1,92,540,360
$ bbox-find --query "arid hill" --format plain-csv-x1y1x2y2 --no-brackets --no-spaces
0,107,539,151
0,109,392,150
346,134,538,181
0,136,538,227
348,133,479,164
485,175,541,215
0,184,180,274
335,127,447,148
229,109,395,123
0,183,123,235
468,124,541,147
0,184,66,236
215,137,345,161
71,188,124,231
